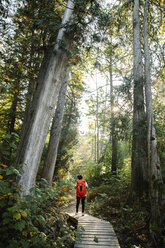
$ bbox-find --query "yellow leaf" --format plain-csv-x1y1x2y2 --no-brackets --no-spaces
21,210,27,218
22,231,28,237
14,213,21,220
0,175,3,180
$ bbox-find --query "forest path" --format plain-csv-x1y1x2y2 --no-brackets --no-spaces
66,194,120,248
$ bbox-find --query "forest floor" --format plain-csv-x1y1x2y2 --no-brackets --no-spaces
86,184,152,248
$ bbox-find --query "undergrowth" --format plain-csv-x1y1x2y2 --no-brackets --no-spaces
0,163,76,248
86,168,153,248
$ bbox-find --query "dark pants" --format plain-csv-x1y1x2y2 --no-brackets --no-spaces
76,196,85,213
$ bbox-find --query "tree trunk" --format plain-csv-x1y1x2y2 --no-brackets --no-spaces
111,136,117,173
16,49,51,166
110,56,117,173
16,30,44,166
95,119,97,163
8,86,19,134
96,75,99,163
143,0,164,238
54,97,74,176
8,85,19,161
132,0,147,196
42,70,69,185
18,0,74,195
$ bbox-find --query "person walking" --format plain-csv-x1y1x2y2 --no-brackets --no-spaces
75,175,88,216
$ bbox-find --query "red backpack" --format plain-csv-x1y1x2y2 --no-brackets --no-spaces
76,179,86,197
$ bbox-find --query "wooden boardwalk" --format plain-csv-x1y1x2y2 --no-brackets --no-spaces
68,213,120,248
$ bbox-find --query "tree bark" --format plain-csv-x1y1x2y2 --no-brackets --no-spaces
96,75,99,163
56,98,74,156
17,0,74,195
54,95,75,177
42,70,69,185
110,56,117,173
8,84,19,162
16,49,51,166
8,87,19,134
132,0,147,196
143,0,164,236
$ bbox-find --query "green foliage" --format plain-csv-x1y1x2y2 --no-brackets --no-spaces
87,166,131,201
87,167,152,248
0,165,76,248
0,132,19,164
84,161,103,187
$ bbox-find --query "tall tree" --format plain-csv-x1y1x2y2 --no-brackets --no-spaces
96,74,100,163
18,0,75,195
109,47,117,173
131,0,147,196
54,69,85,179
42,70,69,185
143,0,164,238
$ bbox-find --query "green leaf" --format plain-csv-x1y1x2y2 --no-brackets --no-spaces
2,217,11,225
94,236,99,243
38,215,45,225
3,134,11,139
14,220,26,231
6,168,13,175
9,143,17,149
13,168,21,176
3,151,10,156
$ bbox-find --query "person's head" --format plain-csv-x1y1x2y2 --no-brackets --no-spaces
77,174,83,180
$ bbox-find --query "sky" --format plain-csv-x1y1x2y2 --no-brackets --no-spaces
78,70,122,135
78,72,106,135
79,63,122,135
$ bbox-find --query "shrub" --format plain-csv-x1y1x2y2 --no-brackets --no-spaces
0,163,75,248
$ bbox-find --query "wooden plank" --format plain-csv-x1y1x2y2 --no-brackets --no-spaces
81,232,116,235
80,235,117,240
80,236,118,243
83,229,113,232
80,225,112,228
74,245,120,248
78,227,115,231
82,226,113,229
75,244,120,248
78,223,111,227
72,213,120,248
79,219,109,223
78,221,112,227
76,240,119,245
79,231,114,235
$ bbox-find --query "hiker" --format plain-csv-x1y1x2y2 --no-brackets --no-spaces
75,175,88,216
